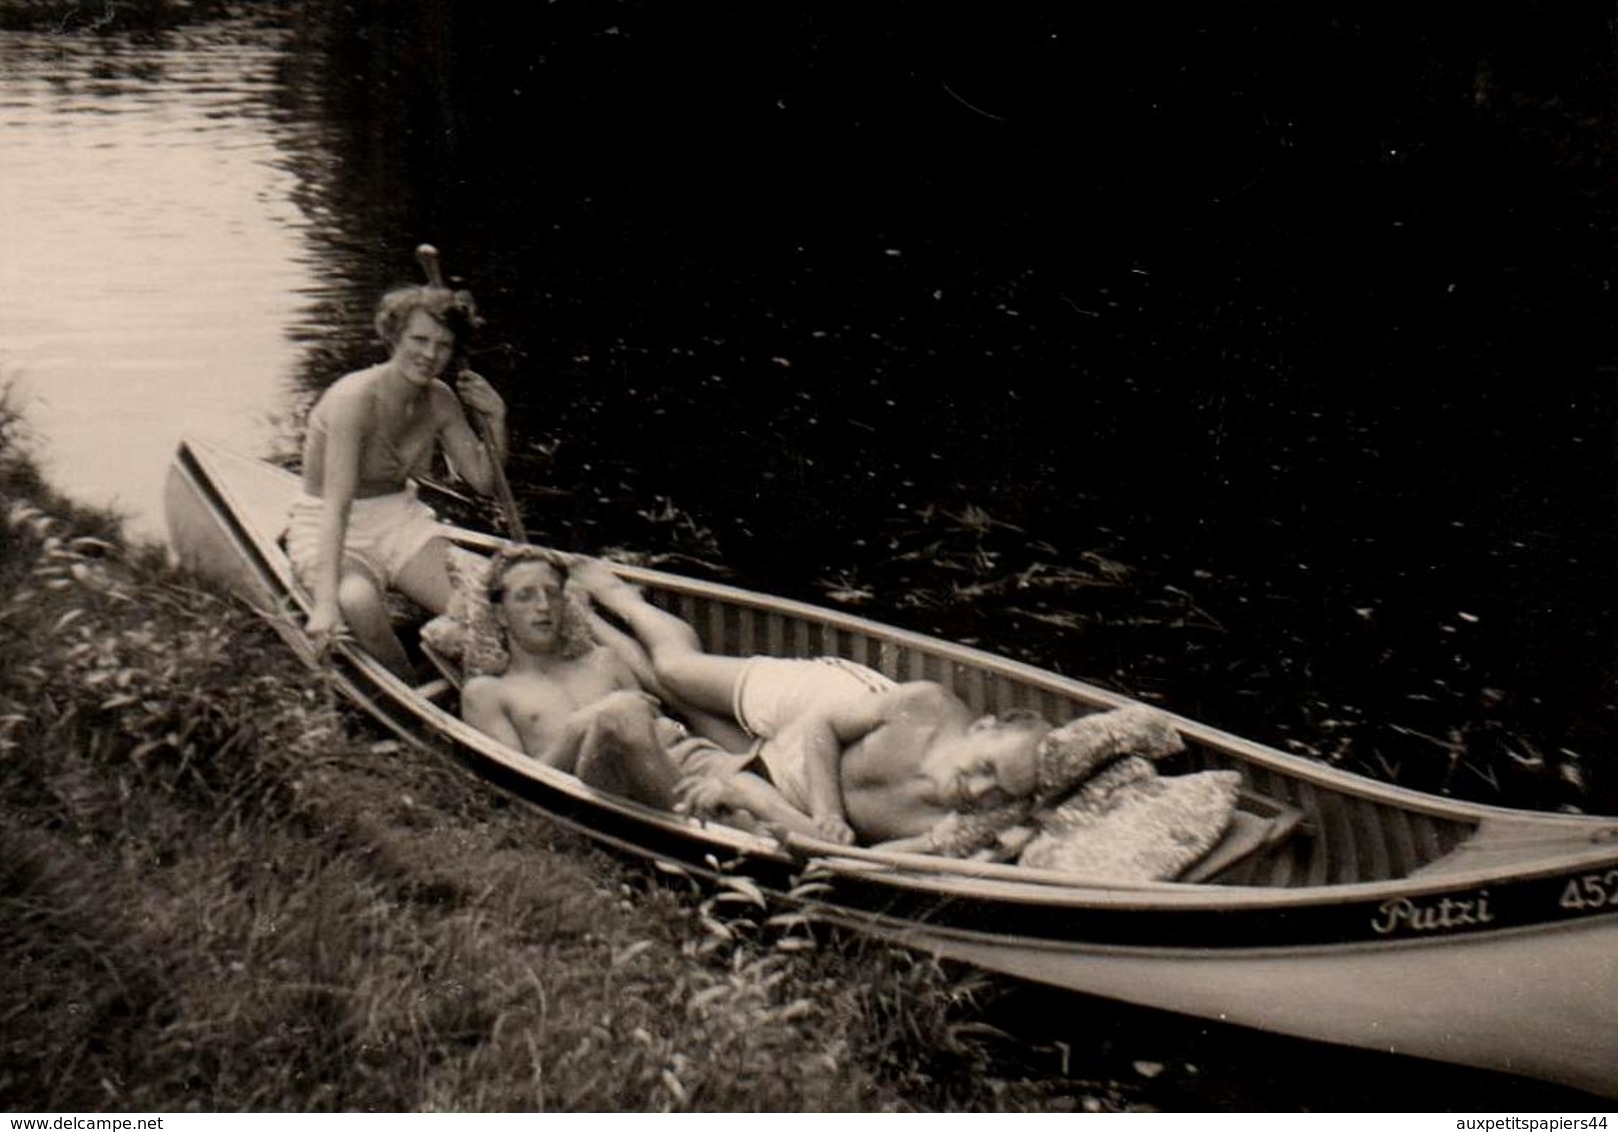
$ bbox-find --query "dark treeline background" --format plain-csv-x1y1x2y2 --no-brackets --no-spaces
266,1,1616,809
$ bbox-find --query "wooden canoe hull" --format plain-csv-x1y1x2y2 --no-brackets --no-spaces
163,437,1618,1096
870,913,1618,1096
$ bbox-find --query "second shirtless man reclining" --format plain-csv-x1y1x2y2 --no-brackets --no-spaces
468,553,1181,855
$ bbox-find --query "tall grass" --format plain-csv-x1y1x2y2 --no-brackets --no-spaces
0,399,1139,1112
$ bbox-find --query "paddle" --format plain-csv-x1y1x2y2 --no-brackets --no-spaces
414,243,528,542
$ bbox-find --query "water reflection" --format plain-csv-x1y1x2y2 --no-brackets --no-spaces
0,17,317,535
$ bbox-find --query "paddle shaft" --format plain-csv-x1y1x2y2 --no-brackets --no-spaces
414,244,527,542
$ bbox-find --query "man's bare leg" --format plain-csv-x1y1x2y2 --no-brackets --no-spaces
584,606,751,752
571,694,679,808
571,559,750,719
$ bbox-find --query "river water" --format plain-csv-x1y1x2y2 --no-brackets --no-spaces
2,2,1614,1105
0,13,320,528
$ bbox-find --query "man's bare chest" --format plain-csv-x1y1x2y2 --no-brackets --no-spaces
508,668,621,738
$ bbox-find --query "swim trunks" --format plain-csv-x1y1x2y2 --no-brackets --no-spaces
665,734,750,780
285,487,444,593
731,657,896,812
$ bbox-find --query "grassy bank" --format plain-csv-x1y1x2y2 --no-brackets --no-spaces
0,420,1140,1112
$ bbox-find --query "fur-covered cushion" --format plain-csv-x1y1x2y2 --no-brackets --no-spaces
420,547,510,679
1033,704,1186,804
1018,769,1241,882
919,708,1188,860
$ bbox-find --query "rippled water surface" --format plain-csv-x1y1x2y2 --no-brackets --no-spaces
0,17,315,535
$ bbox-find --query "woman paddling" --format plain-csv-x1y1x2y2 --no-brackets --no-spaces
287,284,509,678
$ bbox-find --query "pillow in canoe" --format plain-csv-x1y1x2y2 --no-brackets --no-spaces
923,705,1239,881
1017,764,1243,882
420,547,594,680
925,704,1187,857
1032,703,1187,804
420,548,509,678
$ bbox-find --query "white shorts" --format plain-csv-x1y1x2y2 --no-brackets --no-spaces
732,657,895,812
285,488,444,592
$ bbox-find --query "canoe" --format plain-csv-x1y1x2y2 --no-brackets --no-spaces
163,436,1618,1098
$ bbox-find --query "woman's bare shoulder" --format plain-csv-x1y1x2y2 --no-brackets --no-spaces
428,378,467,416
328,364,384,391
316,366,382,412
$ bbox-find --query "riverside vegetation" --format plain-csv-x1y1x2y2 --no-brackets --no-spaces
0,405,1149,1113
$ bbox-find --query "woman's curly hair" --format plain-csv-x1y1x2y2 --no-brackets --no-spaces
373,284,484,354
484,545,596,660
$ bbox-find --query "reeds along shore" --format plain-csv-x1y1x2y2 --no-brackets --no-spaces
0,417,1138,1113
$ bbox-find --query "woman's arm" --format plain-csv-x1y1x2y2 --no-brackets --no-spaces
306,393,366,650
434,376,507,496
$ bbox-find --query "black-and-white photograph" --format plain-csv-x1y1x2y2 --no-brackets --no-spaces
2,0,1615,1114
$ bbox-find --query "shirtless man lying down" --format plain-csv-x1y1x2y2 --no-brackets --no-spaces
570,559,1180,853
